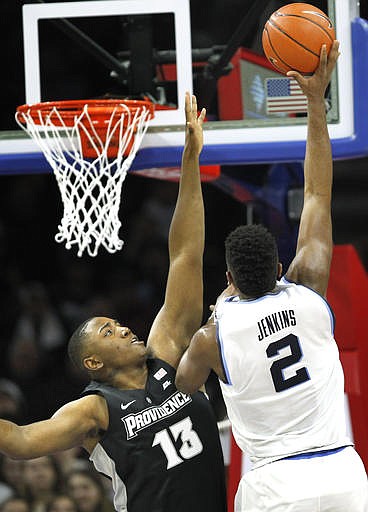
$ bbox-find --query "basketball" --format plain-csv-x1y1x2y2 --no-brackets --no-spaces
262,3,335,75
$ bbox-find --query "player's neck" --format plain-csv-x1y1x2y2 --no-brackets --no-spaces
105,361,148,390
238,285,278,301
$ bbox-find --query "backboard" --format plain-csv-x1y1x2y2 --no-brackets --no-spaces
0,0,367,174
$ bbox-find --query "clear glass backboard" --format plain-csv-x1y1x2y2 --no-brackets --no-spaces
0,0,367,173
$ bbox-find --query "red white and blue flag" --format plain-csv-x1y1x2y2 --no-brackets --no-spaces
265,77,308,114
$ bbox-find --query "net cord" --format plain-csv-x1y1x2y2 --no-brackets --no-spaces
15,103,152,257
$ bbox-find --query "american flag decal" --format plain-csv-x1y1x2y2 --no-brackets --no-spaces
265,78,308,114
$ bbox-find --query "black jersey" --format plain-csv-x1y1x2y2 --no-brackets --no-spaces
82,358,227,512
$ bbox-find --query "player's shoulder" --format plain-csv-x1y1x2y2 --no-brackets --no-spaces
64,395,109,452
284,257,330,297
50,394,109,439
192,318,217,350
81,394,109,432
57,394,107,418
79,393,107,407
280,275,325,297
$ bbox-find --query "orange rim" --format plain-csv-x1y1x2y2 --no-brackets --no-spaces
16,98,155,126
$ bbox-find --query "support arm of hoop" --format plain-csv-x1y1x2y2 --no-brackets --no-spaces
34,0,128,84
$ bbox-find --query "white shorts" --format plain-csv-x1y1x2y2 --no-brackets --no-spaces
234,446,368,512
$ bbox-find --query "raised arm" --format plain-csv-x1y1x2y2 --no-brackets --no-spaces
147,93,206,367
0,394,106,459
175,284,236,394
285,42,340,297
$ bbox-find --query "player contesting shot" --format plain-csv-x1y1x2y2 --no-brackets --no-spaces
176,42,368,512
0,93,227,512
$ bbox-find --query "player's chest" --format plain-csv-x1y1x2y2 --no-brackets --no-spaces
117,387,194,442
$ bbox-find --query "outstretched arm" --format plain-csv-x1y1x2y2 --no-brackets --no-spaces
0,394,107,459
147,93,206,368
285,41,340,297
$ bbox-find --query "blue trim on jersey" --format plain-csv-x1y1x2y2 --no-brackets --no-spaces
224,290,285,305
282,445,348,460
224,295,239,303
281,276,335,335
215,322,232,385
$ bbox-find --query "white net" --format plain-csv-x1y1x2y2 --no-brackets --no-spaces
15,101,153,257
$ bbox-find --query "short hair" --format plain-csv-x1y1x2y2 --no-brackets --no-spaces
225,224,279,297
67,318,94,371
0,497,31,512
45,494,79,512
66,468,106,495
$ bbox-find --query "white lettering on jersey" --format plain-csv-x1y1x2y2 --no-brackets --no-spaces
152,416,203,469
121,391,192,439
257,309,296,341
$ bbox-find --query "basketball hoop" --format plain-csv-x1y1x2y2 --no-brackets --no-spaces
15,99,155,257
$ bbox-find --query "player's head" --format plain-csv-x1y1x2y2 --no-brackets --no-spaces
225,224,281,297
68,317,146,380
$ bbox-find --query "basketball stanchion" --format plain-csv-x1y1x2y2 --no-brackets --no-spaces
15,99,155,257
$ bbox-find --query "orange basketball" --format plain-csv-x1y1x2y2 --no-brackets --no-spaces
262,3,335,75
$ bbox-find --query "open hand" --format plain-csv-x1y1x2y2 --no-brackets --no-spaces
286,40,340,99
184,92,206,155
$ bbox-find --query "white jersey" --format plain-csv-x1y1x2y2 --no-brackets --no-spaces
215,277,352,469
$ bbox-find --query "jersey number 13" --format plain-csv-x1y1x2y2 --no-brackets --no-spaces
152,416,203,469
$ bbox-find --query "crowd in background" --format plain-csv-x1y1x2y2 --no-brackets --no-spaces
0,453,116,512
0,171,243,418
0,117,367,512
0,170,242,512
0,2,367,511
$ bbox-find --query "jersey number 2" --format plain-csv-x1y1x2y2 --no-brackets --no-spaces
152,416,203,469
266,334,310,392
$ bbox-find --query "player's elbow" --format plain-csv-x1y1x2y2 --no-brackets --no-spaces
2,443,30,460
5,452,28,461
175,373,196,395
2,439,37,460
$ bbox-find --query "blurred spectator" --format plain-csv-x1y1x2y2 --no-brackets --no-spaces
9,282,66,378
136,242,168,305
52,448,88,477
23,456,63,512
0,481,14,505
7,280,67,408
45,494,80,512
0,456,26,504
7,339,41,386
125,180,176,257
65,469,114,512
0,486,12,509
0,497,30,512
82,295,117,322
0,380,25,423
6,282,72,422
55,259,95,333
